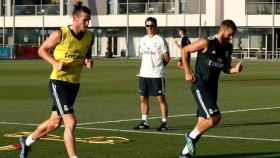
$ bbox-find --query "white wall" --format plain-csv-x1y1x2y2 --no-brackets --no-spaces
223,0,247,26
0,14,211,28
247,15,273,26
201,0,217,26
1,0,280,28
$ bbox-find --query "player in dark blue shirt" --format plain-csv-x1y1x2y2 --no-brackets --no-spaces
179,20,243,158
174,27,191,69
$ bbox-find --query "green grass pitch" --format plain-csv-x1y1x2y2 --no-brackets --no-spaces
0,59,279,158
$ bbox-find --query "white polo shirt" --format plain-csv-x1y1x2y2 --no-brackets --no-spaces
139,34,169,78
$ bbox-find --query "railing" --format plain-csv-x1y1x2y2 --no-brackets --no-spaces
246,2,280,14
1,45,279,60
233,49,280,59
14,4,60,15
115,2,176,14
109,1,205,15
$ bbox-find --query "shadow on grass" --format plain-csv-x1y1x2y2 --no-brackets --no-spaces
221,78,280,82
167,121,280,132
169,152,280,158
194,151,280,158
217,121,280,128
167,126,194,131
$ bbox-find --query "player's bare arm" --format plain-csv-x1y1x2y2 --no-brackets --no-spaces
38,30,69,71
84,48,93,69
84,33,94,69
173,38,182,49
224,55,243,74
182,38,208,83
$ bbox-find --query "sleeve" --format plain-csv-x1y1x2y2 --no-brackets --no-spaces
162,37,170,54
181,36,191,47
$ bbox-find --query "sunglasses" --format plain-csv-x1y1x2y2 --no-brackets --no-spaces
145,25,155,28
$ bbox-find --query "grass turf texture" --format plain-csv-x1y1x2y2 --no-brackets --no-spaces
0,59,279,158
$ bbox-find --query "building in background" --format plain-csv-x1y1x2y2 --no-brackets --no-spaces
0,0,279,59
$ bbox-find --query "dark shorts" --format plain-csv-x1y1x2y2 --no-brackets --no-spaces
139,77,165,96
178,54,190,63
178,57,182,63
49,80,80,116
191,83,220,119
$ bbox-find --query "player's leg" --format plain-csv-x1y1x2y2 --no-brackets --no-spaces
180,85,220,157
195,115,221,134
19,111,62,158
156,95,168,131
156,95,168,122
140,95,150,121
31,111,62,140
177,61,184,69
177,54,190,69
153,77,168,131
50,80,79,158
191,86,220,138
134,95,150,129
62,113,77,158
134,77,150,129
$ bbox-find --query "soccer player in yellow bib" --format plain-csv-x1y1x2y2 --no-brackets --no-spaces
18,2,93,158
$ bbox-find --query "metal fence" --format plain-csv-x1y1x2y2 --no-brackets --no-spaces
232,49,280,60
1,45,280,60
14,4,60,15
0,45,40,59
109,1,205,15
246,2,280,14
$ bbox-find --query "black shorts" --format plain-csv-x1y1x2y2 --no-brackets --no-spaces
49,80,80,116
178,54,190,63
191,83,220,119
139,77,165,96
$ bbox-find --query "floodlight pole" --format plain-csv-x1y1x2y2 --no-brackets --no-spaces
126,0,129,59
272,0,275,59
2,0,5,46
41,0,45,44
12,0,15,58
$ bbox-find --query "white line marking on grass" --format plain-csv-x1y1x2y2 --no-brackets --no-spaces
77,113,196,126
0,122,38,126
0,121,279,142
77,106,280,126
76,126,280,142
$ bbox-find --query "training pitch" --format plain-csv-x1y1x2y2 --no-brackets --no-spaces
0,59,279,158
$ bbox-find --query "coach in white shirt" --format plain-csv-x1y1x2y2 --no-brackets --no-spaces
134,17,170,132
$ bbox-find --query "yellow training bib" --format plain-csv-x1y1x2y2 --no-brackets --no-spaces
50,26,93,83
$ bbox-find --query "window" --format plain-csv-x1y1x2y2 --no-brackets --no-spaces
181,0,206,14
246,0,273,14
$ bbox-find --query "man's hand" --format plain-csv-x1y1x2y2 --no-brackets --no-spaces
54,62,69,71
173,38,178,44
234,60,243,73
185,71,196,84
84,58,93,69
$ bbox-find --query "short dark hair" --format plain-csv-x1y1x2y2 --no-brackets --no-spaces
73,1,91,16
145,17,157,27
177,27,186,35
220,19,237,31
